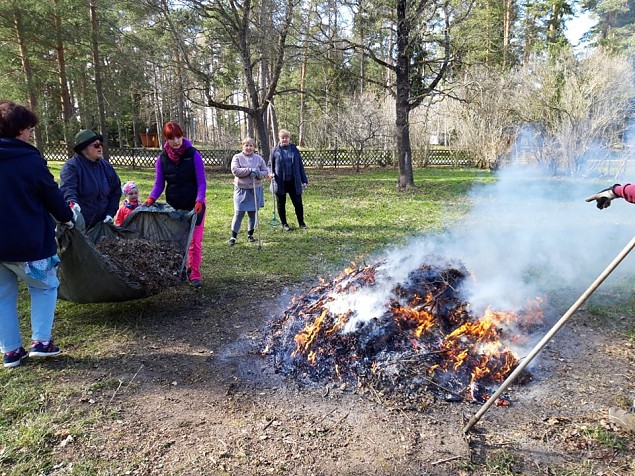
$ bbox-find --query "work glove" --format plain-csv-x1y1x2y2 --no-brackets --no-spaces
249,168,258,178
194,201,204,214
62,220,74,229
69,201,81,221
144,197,156,207
585,185,618,209
103,215,113,224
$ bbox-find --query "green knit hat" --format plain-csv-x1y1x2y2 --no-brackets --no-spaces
73,129,103,153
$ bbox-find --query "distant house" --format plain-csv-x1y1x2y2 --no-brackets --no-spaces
140,133,159,148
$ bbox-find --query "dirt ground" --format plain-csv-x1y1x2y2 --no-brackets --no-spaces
51,280,635,476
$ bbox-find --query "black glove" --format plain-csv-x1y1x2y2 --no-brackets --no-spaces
585,185,619,209
249,169,257,178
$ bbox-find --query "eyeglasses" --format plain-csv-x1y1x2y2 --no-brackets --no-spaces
166,136,183,141
92,142,103,149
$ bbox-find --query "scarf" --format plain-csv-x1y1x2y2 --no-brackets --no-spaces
165,141,186,164
124,199,140,210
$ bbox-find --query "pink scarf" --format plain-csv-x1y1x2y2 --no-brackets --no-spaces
166,142,186,164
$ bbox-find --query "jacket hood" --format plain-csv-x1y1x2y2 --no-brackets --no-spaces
0,138,39,161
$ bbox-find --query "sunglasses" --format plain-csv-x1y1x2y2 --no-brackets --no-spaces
91,142,103,149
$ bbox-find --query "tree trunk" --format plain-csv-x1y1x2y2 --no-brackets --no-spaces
502,0,513,68
53,0,73,152
12,7,42,152
176,49,186,128
253,108,270,161
395,99,414,190
298,51,307,147
90,0,109,159
395,0,415,191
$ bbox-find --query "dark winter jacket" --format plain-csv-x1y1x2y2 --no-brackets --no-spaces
60,153,122,227
148,139,206,211
269,144,308,195
0,138,72,262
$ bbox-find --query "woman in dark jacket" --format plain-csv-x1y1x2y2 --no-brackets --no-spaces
60,128,121,228
268,129,308,231
144,121,207,288
0,100,74,368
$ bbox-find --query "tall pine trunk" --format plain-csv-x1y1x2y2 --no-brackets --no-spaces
90,1,109,159
13,8,42,152
54,0,73,152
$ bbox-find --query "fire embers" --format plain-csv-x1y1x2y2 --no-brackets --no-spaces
263,258,542,406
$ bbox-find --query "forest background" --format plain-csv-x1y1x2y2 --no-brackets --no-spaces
2,0,635,187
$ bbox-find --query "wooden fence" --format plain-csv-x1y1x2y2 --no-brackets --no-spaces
43,143,474,169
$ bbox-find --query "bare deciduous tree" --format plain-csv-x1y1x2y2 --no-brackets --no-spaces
514,50,634,175
336,93,389,172
449,66,519,169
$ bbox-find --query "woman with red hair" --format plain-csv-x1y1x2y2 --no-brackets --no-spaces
144,121,207,288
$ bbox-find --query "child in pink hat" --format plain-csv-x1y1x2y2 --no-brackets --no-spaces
114,181,141,226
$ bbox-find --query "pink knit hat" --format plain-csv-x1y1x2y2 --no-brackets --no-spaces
122,181,138,196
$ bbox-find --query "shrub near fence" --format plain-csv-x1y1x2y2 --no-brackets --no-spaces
43,143,473,169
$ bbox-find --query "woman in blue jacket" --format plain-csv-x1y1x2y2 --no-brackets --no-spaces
0,101,74,368
60,129,121,229
268,129,308,231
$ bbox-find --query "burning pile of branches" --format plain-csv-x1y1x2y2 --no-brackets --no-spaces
95,237,184,295
264,258,543,406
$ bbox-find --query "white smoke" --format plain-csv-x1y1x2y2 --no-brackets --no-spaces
329,163,635,330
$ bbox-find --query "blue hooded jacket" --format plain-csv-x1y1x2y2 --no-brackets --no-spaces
60,153,121,227
0,138,72,262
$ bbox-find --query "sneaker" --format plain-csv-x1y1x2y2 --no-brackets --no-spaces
300,224,308,230
29,340,61,358
3,347,27,368
609,407,635,432
190,279,203,289
282,224,291,231
228,237,236,246
247,235,255,243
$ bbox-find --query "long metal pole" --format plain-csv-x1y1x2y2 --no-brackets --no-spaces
463,234,635,434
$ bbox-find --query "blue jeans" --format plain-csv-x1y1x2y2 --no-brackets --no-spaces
0,258,60,353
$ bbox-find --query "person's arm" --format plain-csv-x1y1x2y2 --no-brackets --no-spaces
258,155,269,177
114,205,125,226
147,156,165,201
268,148,276,177
613,183,635,203
41,160,73,223
231,153,254,178
192,150,207,203
59,160,79,205
105,166,122,218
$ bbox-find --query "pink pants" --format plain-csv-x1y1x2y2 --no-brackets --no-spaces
188,213,205,281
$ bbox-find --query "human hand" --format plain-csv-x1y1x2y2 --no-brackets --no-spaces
63,220,74,229
249,169,257,178
144,197,156,207
69,201,81,221
302,183,308,190
585,186,618,209
194,201,204,214
103,215,113,224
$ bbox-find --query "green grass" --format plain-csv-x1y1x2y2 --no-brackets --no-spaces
4,166,492,474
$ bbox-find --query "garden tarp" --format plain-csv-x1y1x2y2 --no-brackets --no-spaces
56,203,196,303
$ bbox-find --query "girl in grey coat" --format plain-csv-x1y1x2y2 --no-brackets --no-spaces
229,137,268,245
